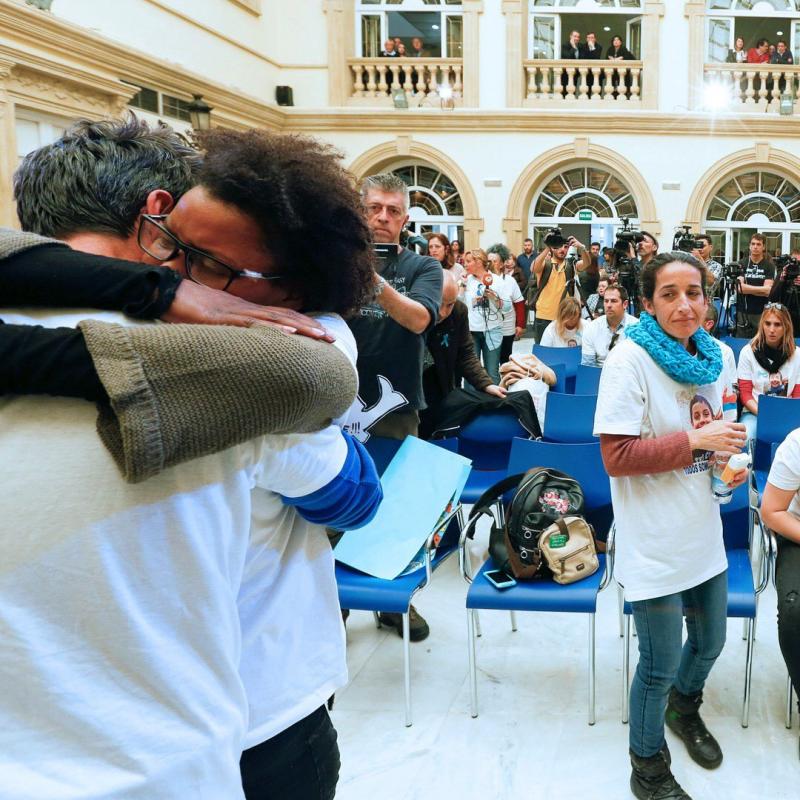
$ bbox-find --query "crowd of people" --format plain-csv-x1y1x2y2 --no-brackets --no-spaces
2,115,800,800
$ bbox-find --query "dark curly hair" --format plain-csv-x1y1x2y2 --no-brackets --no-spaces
193,128,374,317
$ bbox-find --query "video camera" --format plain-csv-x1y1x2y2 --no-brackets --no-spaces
611,218,642,276
672,226,703,253
543,226,567,249
776,253,800,282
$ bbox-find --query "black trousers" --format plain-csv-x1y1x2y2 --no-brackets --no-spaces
776,537,800,707
240,706,340,800
500,333,515,366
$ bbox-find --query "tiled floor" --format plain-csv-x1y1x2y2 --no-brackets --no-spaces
332,545,798,800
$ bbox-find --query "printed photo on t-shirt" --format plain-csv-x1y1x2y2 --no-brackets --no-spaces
682,390,722,474
766,370,789,397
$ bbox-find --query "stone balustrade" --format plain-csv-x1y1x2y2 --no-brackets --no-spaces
523,59,643,106
346,57,463,107
703,63,800,113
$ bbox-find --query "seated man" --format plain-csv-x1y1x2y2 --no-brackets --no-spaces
2,117,380,800
420,270,505,438
581,284,637,367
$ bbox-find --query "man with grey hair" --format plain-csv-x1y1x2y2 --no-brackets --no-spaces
343,172,442,641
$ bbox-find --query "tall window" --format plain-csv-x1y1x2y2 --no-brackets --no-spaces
702,169,800,261
388,162,464,245
357,0,463,58
529,164,639,251
705,0,800,63
529,0,643,60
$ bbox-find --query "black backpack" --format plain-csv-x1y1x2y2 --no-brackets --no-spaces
470,467,586,580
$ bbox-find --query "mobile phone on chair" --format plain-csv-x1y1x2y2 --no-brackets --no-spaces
484,569,517,590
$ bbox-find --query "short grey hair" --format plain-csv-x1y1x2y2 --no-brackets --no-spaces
14,114,201,238
360,173,410,211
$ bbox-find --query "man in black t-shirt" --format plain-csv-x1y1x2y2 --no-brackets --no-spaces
345,173,442,444
736,233,776,337
344,172,442,643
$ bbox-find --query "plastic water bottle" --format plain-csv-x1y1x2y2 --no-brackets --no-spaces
712,452,751,504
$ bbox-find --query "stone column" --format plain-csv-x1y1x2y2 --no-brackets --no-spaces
0,59,18,228
640,1,665,110
684,0,707,111
461,0,483,108
323,0,354,107
502,0,526,108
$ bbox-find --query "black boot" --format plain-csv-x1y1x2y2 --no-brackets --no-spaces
665,687,723,769
630,748,691,800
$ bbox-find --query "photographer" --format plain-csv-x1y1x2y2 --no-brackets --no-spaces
635,231,659,269
736,233,775,337
692,234,724,295
528,229,590,343
768,250,800,334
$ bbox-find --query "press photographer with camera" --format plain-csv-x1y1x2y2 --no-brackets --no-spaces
736,233,776,337
636,231,659,268
691,234,724,295
528,227,590,343
768,250,800,334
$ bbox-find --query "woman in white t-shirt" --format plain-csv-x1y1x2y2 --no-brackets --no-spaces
594,252,748,799
464,248,511,383
737,302,800,441
761,429,800,756
488,249,524,365
540,296,585,348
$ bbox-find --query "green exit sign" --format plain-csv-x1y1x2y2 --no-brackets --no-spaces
578,210,592,221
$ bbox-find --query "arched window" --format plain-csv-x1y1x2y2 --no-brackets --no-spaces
389,162,465,246
529,164,639,251
702,170,800,260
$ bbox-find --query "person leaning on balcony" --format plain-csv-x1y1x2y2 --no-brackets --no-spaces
607,34,633,61
381,39,398,57
747,38,770,64
771,40,793,64
561,30,583,59
726,36,747,64
584,32,602,59
410,36,426,58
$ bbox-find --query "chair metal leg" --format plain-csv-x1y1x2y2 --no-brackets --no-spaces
373,611,382,629
475,610,482,638
403,612,412,728
618,584,624,637
622,612,631,724
742,616,755,728
467,610,478,718
787,674,794,730
588,613,596,726
509,611,518,632
742,617,748,641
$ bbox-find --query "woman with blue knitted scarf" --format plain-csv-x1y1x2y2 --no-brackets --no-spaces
594,252,749,800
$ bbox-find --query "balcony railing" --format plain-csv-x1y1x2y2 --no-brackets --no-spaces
523,59,643,107
346,57,463,107
703,63,800,113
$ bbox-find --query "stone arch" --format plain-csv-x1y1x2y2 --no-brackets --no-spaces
503,139,659,256
684,144,800,229
348,137,483,249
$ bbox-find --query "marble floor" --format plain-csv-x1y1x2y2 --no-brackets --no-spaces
332,550,798,800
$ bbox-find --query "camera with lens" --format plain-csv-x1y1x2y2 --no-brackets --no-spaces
672,226,703,253
721,261,745,280
611,218,643,274
776,253,800,282
543,226,567,249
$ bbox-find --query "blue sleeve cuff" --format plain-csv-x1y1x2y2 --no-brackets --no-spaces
281,432,382,530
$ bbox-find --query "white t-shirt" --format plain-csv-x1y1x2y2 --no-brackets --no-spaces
581,313,638,367
240,314,356,748
0,309,349,799
767,429,800,521
464,274,507,333
593,338,728,602
719,339,738,420
540,318,585,349
737,343,800,402
495,273,523,336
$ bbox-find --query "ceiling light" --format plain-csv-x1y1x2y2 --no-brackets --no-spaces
603,26,611,32
432,24,439,30
777,30,784,35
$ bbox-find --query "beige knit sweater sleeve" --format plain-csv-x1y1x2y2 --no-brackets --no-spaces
79,319,358,483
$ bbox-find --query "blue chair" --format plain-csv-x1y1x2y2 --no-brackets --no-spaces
543,392,598,444
455,409,531,503
752,395,800,494
549,363,568,394
338,436,464,727
620,484,769,727
575,364,602,395
719,336,750,365
460,439,613,725
532,345,582,392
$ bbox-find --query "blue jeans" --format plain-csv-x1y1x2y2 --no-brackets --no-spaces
471,331,502,383
629,570,728,757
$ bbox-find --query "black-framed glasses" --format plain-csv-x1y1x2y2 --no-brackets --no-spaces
138,214,285,292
